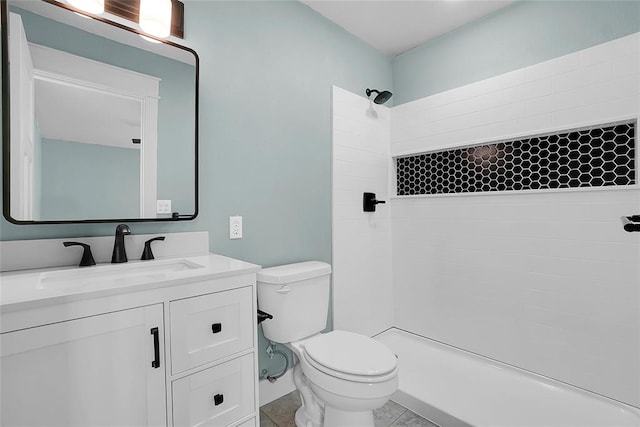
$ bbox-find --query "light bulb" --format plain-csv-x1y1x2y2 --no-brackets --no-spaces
139,0,172,38
68,0,104,15
140,35,162,44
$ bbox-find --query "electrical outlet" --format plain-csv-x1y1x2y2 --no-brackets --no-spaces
229,216,242,239
157,200,172,214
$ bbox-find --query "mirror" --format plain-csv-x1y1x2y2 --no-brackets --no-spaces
2,0,198,223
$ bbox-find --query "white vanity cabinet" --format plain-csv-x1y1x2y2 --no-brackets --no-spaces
168,286,257,427
0,253,261,427
1,304,166,427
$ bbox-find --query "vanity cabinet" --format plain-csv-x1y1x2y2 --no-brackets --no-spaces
168,286,257,427
0,254,261,427
0,304,166,427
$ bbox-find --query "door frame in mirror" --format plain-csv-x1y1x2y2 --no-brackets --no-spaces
1,0,199,224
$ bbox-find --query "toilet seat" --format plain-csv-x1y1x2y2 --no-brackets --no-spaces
302,331,398,383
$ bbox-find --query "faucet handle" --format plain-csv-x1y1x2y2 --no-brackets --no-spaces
63,242,96,267
141,237,166,260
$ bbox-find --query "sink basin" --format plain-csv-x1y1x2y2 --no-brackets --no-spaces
1,253,261,310
38,258,205,289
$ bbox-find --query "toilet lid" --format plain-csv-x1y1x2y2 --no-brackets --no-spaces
304,330,397,377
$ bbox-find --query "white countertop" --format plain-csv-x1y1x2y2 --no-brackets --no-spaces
0,253,261,312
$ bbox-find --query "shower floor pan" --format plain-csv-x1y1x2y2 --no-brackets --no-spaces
375,328,640,427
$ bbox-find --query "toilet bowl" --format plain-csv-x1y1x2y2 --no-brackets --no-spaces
257,262,399,427
289,331,398,426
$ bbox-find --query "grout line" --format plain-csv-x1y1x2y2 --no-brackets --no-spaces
263,392,441,427
260,409,283,427
386,408,408,426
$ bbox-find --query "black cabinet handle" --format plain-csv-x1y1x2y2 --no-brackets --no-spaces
213,394,224,406
211,323,222,334
151,327,160,368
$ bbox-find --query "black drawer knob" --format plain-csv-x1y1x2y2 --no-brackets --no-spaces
211,323,222,334
213,394,224,406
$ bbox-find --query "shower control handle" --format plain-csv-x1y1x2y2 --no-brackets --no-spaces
363,192,386,212
621,215,640,232
624,223,640,232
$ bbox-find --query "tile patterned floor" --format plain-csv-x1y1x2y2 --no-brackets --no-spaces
260,391,439,427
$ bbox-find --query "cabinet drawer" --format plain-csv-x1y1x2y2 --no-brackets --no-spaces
172,353,255,427
170,286,253,374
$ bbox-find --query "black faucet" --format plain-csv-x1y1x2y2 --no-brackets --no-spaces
141,236,166,260
111,224,131,263
63,242,96,267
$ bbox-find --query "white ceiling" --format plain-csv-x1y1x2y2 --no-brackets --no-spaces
300,0,517,56
35,79,141,149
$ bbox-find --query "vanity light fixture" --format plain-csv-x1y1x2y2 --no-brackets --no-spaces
139,35,162,44
67,0,104,15
139,0,172,38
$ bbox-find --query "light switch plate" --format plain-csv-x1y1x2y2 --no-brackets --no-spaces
229,216,242,239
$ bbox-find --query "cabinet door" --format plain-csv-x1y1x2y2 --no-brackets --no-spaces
1,305,166,427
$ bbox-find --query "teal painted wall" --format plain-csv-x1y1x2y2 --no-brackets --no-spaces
0,1,392,374
182,1,392,373
40,139,139,220
393,0,640,104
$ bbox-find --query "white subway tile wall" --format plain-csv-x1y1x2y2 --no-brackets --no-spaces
331,86,394,337
391,34,640,407
391,33,640,157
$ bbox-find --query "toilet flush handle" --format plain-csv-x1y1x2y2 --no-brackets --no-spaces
275,286,291,294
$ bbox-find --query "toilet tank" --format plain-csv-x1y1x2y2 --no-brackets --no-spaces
257,261,331,343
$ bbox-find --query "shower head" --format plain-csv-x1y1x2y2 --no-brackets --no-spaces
366,88,393,105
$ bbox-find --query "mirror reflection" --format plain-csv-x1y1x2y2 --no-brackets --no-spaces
4,0,198,223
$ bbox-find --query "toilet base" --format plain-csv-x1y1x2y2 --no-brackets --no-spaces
291,357,323,427
295,406,319,427
323,407,374,427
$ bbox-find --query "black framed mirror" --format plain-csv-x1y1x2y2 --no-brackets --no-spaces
2,0,198,224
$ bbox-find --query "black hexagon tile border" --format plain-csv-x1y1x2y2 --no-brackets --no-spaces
396,121,636,196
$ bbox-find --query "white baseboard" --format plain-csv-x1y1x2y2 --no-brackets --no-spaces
259,369,296,407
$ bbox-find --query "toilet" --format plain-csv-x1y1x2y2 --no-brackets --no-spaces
257,261,398,427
